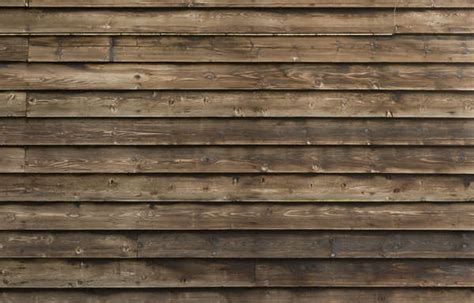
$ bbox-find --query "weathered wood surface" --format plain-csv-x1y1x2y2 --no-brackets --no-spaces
1,202,472,230
1,259,473,287
23,0,474,8
1,63,473,90
25,91,474,118
2,118,473,146
2,231,471,258
27,35,474,63
0,92,26,117
1,9,473,34
23,146,474,174
1,289,473,303
0,37,27,61
0,174,472,202
0,148,24,173
0,0,27,7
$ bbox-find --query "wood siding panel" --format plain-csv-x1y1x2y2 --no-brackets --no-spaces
1,63,473,90
27,35,474,63
0,37,28,61
0,174,472,202
0,92,26,117
2,118,473,146
0,148,24,173
1,202,472,230
25,91,474,118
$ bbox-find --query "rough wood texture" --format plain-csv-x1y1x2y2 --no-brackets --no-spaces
2,231,472,258
1,289,473,303
1,9,473,34
1,259,473,287
0,174,472,202
0,202,472,230
0,37,27,61
23,146,474,174
0,0,27,7
1,63,473,90
27,35,474,63
0,148,24,173
24,0,474,8
0,92,26,117
2,118,473,146
25,91,474,118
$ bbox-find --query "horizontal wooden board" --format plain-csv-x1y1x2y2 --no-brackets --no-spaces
1,259,473,287
25,91,474,118
1,202,473,230
1,63,473,90
0,0,26,7
1,289,473,303
4,231,469,258
2,118,473,146
0,174,473,202
0,37,27,61
0,148,24,173
27,35,474,63
23,146,474,174
24,0,474,8
0,92,26,117
1,9,473,34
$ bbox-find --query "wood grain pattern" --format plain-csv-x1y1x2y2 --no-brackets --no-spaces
0,174,472,202
1,9,473,34
27,35,474,63
24,0,474,8
1,231,472,258
2,118,473,146
23,146,474,174
0,37,27,61
0,148,24,173
0,92,26,117
1,202,472,230
1,63,473,90
1,289,473,303
25,91,474,118
1,259,472,287
0,0,27,7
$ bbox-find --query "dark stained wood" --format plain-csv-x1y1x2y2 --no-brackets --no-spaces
1,289,473,303
0,174,472,202
1,9,473,34
2,118,473,146
1,231,473,258
0,148,24,173
255,260,474,287
0,37,27,61
0,92,26,117
1,63,473,90
25,0,474,8
23,146,474,174
0,259,255,287
0,259,472,287
27,35,474,63
25,91,474,118
1,202,472,230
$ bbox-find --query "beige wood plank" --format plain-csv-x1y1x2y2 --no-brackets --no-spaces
26,91,474,118
0,174,471,202
0,202,472,230
0,148,24,173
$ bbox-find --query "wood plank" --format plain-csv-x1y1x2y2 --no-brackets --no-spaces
1,289,473,303
1,259,473,287
2,118,473,146
0,148,24,173
25,0,474,8
26,91,474,118
0,174,472,202
0,202,472,230
1,9,473,34
0,37,27,61
0,0,26,6
0,92,26,117
24,146,474,174
2,231,473,259
27,35,474,63
1,63,473,90
0,259,255,288
255,260,474,287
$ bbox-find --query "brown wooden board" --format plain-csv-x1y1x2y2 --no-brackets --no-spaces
0,37,27,61
0,92,26,117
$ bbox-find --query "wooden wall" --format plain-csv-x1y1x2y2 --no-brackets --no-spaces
0,1,473,302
